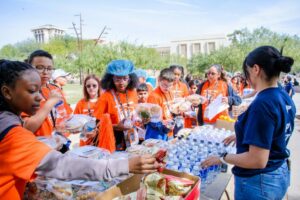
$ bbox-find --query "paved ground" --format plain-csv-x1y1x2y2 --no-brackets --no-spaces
221,93,300,200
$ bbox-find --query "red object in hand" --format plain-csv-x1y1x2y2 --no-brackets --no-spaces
155,149,167,172
155,149,167,163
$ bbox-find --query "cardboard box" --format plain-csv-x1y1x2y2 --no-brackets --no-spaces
215,119,235,131
97,169,200,200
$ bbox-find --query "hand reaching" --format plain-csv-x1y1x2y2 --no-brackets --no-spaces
128,154,159,174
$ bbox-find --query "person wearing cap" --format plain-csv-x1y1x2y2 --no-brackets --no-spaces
52,69,70,91
134,68,153,93
94,60,139,150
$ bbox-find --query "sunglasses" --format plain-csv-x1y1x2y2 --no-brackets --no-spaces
86,84,97,88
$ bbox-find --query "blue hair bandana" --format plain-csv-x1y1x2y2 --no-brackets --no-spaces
106,60,134,76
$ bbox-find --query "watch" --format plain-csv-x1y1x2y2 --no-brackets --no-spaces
220,152,228,165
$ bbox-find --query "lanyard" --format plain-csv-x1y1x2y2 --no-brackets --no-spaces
162,91,173,114
87,101,92,117
112,90,131,120
206,81,219,104
40,84,57,127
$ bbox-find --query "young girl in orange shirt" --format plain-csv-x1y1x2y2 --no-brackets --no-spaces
0,60,159,200
74,74,101,116
94,60,139,150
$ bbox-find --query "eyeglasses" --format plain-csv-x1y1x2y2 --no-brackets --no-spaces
35,66,55,73
207,72,217,76
113,76,130,83
159,82,173,89
86,84,97,88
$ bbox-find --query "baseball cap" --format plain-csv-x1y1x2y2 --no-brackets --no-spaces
52,69,70,80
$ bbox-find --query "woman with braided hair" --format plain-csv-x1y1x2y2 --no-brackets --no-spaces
0,60,159,199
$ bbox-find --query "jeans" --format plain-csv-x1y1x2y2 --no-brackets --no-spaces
234,161,290,200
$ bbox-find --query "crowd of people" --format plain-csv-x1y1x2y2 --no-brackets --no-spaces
0,45,297,199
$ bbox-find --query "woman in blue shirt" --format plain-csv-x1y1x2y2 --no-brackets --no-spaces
202,46,296,200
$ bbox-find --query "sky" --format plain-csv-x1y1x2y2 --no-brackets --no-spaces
0,0,300,48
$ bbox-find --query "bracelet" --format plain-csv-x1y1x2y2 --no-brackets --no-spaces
220,153,228,165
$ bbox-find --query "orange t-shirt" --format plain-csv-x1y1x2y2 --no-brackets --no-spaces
146,83,153,93
184,107,198,128
74,98,100,117
171,81,189,99
0,126,51,199
22,84,73,136
200,80,229,124
94,89,138,124
147,87,174,120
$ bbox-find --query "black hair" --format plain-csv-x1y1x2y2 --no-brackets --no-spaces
159,68,175,82
137,83,148,92
209,64,227,82
0,60,35,111
188,80,198,88
169,64,184,80
185,74,193,83
243,46,294,81
28,49,53,64
286,75,292,82
101,73,138,90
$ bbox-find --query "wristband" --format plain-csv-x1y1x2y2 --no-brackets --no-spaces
220,153,228,165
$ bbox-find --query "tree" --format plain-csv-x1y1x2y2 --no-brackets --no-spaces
188,27,300,75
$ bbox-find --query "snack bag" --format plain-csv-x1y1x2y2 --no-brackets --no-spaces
186,94,204,106
143,173,167,196
164,175,194,196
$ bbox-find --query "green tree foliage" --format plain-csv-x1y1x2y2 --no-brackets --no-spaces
2,27,299,78
188,27,300,76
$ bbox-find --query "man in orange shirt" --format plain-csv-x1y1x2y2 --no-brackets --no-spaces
0,60,159,200
22,50,72,136
148,68,175,138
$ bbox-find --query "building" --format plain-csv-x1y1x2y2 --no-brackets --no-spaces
153,34,228,59
31,24,65,43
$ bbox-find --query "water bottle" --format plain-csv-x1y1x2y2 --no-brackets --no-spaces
81,120,96,141
55,100,67,125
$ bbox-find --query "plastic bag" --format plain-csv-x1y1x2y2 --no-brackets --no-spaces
186,94,205,106
68,145,110,159
64,114,94,134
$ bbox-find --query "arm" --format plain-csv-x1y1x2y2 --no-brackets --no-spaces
35,151,158,181
202,145,269,169
23,91,61,133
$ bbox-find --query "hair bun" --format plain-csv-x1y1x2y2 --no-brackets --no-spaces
275,56,294,73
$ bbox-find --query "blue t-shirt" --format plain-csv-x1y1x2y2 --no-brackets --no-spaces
145,121,169,141
284,81,294,97
232,87,295,177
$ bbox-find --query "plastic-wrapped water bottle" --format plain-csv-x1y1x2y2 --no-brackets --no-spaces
55,100,67,120
192,165,200,176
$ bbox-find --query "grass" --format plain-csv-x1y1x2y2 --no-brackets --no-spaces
64,83,83,106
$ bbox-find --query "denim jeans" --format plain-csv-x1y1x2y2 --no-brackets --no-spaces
234,161,290,200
